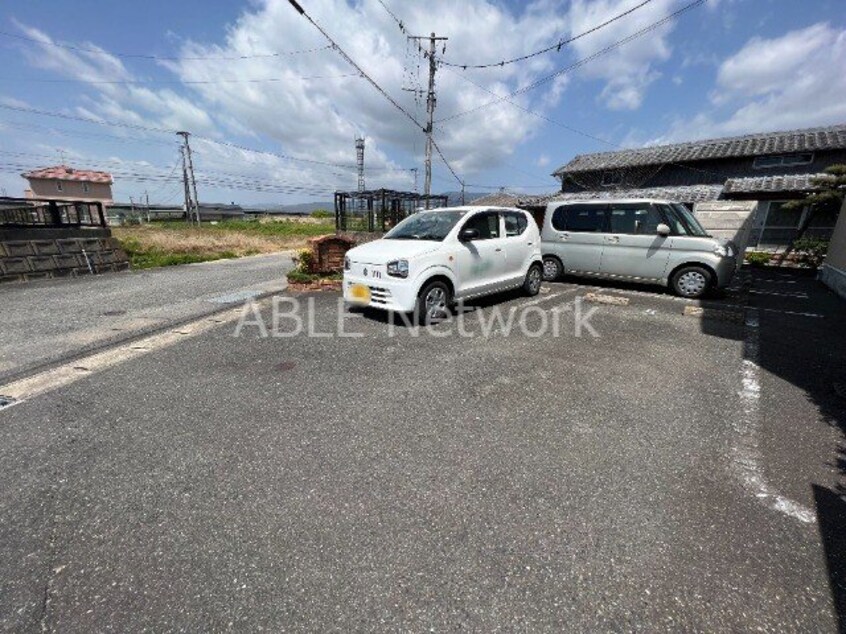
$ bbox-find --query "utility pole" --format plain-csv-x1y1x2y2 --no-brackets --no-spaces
144,190,150,223
177,131,200,224
408,32,447,207
410,168,418,193
180,145,193,224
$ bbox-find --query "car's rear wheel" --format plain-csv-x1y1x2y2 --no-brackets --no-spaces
542,256,562,281
523,263,543,296
415,280,451,324
671,265,712,298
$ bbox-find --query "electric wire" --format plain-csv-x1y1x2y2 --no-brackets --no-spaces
441,0,656,69
0,30,331,60
437,0,705,123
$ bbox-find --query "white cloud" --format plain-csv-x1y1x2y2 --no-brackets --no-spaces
163,0,577,176
658,21,846,142
6,0,687,199
566,0,679,110
0,95,30,109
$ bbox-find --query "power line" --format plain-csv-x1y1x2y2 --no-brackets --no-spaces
444,65,736,185
441,65,615,148
2,153,349,194
0,162,340,196
437,0,705,123
370,1,461,197
0,72,360,85
440,0,655,69
0,118,177,147
430,137,462,188
0,102,174,133
375,0,408,34
286,0,424,132
0,29,331,60
0,103,413,175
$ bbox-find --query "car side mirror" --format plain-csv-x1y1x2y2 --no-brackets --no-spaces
459,227,480,242
656,223,670,237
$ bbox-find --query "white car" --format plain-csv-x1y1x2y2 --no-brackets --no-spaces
343,206,543,322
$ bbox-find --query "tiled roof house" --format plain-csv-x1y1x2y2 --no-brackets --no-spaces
22,164,114,205
522,124,846,249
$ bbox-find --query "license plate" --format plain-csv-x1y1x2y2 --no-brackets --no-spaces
349,283,371,304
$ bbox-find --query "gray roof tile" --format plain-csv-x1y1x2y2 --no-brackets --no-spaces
722,173,824,194
519,184,724,207
554,124,846,175
469,192,520,206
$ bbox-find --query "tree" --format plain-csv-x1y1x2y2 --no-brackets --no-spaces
777,164,846,263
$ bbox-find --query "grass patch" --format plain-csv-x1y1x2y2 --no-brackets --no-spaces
154,218,334,237
114,218,335,270
286,269,342,284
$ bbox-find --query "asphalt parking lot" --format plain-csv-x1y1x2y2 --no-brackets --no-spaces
1,268,844,631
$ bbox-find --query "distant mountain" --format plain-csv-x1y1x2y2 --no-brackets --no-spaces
243,192,491,215
442,191,487,205
245,201,333,215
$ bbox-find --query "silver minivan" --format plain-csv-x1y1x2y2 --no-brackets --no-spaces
540,199,737,298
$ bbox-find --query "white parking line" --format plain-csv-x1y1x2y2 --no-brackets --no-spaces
756,306,823,319
731,308,816,525
0,307,246,407
517,289,578,308
749,289,809,299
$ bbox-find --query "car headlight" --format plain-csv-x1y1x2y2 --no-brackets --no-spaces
386,259,409,278
344,256,351,271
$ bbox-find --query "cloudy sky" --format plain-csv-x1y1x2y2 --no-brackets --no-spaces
0,0,843,205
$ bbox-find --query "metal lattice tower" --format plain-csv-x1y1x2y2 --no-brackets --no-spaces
355,137,365,193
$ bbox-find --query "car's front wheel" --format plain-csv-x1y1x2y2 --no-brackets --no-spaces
523,263,543,296
415,280,451,324
542,256,562,281
671,265,712,298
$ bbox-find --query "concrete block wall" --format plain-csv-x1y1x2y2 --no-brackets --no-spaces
0,229,129,283
693,200,759,256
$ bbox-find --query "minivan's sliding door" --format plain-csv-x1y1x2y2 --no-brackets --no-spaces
600,202,670,282
548,204,607,274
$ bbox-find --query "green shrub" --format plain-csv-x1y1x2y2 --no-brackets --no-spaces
792,238,829,269
745,251,771,267
293,248,315,272
310,209,333,219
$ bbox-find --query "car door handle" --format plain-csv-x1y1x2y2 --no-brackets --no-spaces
559,233,570,241
495,248,502,252
605,236,620,244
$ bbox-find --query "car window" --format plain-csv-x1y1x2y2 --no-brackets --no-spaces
552,204,607,232
671,203,710,237
660,204,688,235
384,209,466,241
607,203,663,235
503,211,528,237
462,211,500,239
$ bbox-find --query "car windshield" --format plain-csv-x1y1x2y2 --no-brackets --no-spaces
384,210,467,241
672,203,710,237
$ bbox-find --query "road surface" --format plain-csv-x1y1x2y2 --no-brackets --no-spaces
0,268,844,631
0,252,294,382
